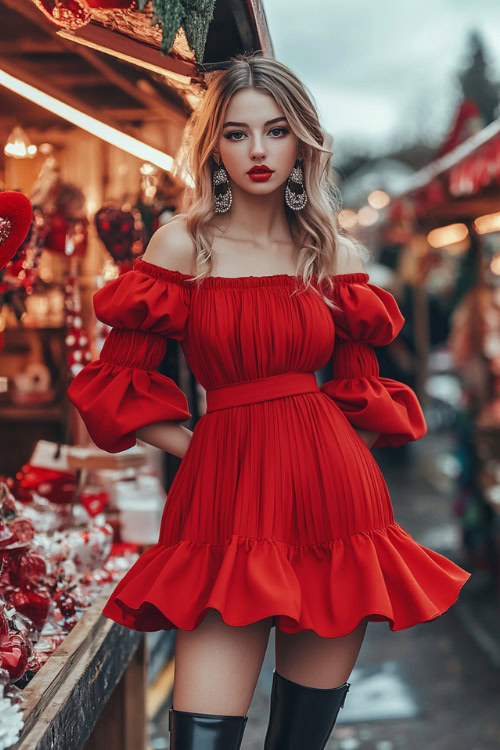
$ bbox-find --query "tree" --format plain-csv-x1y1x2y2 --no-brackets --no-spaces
459,30,499,125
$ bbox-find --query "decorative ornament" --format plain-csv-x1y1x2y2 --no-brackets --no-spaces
10,589,51,630
212,162,232,213
0,205,48,327
13,464,76,506
94,206,145,269
10,364,55,407
86,0,134,7
29,155,60,210
285,159,308,211
0,192,33,271
0,628,32,681
137,0,216,61
29,0,91,30
64,263,93,378
45,182,88,257
0,470,137,715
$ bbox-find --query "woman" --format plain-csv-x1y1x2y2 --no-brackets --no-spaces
68,53,471,750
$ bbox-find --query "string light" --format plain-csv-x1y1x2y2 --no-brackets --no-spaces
367,190,390,210
357,206,378,227
474,211,500,235
427,223,469,248
337,210,358,230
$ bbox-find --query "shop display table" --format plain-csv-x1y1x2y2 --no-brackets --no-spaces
12,584,146,750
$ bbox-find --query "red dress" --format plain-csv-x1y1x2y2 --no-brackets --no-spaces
68,258,471,636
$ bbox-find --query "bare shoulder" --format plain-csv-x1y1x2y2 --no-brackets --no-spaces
142,214,196,274
333,238,366,275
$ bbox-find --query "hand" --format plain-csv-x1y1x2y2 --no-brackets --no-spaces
354,428,380,449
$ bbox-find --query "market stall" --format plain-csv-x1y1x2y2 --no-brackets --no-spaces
377,117,500,600
0,1,273,746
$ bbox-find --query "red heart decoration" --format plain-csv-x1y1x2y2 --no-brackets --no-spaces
95,207,143,265
0,191,33,270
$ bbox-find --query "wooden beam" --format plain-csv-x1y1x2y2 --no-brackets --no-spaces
0,38,62,54
102,108,162,121
57,22,198,82
417,195,500,225
0,0,190,125
245,0,275,57
58,39,187,127
49,73,106,87
0,0,58,33
0,55,142,140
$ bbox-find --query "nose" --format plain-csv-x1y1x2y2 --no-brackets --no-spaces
249,133,266,160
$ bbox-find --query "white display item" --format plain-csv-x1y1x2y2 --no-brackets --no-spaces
118,498,162,545
116,474,166,545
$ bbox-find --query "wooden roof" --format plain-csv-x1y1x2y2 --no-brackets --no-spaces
0,0,273,135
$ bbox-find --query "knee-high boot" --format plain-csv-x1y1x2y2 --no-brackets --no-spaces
263,670,351,750
168,707,248,749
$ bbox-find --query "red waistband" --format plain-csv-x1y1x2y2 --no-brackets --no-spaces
205,372,319,412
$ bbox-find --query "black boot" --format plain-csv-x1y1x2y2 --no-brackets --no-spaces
168,707,248,749
263,670,351,750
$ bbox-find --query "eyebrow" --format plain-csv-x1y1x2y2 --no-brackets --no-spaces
222,116,288,128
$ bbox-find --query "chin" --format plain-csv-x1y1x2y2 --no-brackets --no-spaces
238,178,286,196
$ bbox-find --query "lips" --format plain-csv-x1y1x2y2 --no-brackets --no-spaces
247,165,274,182
247,165,274,174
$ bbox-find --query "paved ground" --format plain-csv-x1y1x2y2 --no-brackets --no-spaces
154,430,500,749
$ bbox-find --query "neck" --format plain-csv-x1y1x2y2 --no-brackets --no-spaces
215,181,292,244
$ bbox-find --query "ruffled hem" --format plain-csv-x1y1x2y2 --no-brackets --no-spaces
320,375,428,449
101,522,471,637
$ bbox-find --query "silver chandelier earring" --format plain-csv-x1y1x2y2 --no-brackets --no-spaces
213,160,232,213
285,158,307,211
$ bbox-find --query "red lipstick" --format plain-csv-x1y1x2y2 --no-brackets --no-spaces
247,164,274,182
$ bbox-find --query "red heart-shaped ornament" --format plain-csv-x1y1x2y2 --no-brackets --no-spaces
0,191,33,270
95,207,143,265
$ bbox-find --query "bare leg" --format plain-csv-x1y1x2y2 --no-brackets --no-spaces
173,608,273,715
275,616,369,688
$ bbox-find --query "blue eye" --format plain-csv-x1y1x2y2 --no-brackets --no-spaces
224,127,289,141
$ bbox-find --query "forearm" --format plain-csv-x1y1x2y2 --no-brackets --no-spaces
136,421,193,458
354,428,380,449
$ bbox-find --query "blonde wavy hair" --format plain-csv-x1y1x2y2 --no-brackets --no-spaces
172,51,370,309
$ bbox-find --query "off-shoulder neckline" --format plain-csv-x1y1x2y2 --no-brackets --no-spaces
133,258,369,288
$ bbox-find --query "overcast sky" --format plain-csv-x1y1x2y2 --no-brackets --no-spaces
264,0,500,160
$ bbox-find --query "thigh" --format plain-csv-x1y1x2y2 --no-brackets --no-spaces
275,616,369,688
173,608,273,715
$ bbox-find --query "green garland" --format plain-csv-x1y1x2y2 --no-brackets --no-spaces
138,0,216,61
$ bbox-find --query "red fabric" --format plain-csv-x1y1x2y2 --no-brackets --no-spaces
318,274,428,449
67,269,191,453
69,259,470,635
